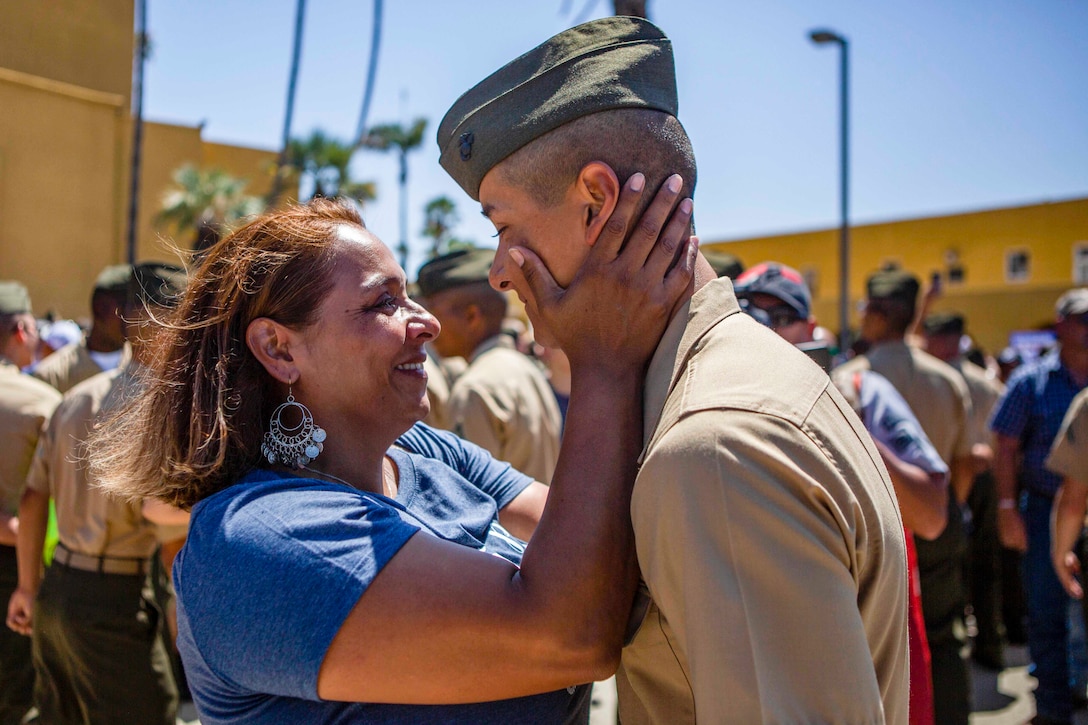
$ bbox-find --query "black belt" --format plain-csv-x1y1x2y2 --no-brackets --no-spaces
52,544,149,576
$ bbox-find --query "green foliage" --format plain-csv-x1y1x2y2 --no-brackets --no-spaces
286,129,377,204
358,118,428,153
420,195,477,258
157,164,264,247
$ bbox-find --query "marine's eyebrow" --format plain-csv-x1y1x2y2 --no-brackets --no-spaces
480,204,494,219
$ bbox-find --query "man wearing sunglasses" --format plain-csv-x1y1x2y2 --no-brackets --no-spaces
736,262,950,725
836,268,976,725
990,288,1088,725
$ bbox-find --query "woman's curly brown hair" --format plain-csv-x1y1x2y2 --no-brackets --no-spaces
90,198,366,509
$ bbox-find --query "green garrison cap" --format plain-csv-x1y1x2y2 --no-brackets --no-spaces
94,264,133,294
922,311,965,337
702,250,744,280
0,281,32,315
416,248,496,298
130,262,187,309
866,269,920,307
437,16,678,201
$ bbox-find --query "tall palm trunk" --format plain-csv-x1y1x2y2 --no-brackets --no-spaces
269,0,308,205
354,0,384,147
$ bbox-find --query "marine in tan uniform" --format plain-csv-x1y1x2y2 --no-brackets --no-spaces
418,249,562,484
923,311,1009,670
837,271,975,724
438,18,908,723
31,264,130,394
1049,388,1088,605
0,282,61,724
7,264,185,725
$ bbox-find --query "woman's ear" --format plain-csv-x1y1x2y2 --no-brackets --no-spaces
246,318,298,384
575,162,621,247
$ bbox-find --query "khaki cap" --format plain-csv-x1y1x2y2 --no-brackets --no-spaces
0,281,32,315
1056,288,1088,318
416,248,496,298
437,16,678,201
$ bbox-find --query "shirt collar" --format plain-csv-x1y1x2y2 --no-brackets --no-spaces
643,277,740,445
469,334,515,362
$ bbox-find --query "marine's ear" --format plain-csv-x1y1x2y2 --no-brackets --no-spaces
574,161,621,247
246,317,298,385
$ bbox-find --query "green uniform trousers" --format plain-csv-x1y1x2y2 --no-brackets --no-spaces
915,498,971,725
0,546,33,725
31,562,177,725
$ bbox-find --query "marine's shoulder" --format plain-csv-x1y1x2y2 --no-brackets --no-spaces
0,365,62,410
674,312,832,425
459,344,546,389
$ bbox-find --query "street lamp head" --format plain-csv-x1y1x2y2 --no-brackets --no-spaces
809,29,845,45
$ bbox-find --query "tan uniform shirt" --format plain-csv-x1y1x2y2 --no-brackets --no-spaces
423,352,457,431
31,340,113,394
1047,387,1088,483
838,341,973,466
26,364,157,558
448,335,561,484
952,359,1004,449
0,361,61,516
618,279,909,724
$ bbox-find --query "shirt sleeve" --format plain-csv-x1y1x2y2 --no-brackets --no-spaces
181,482,419,700
1047,392,1088,483
861,371,949,479
24,411,55,496
633,409,898,723
396,424,532,509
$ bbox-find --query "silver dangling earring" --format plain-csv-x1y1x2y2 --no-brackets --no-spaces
261,387,327,469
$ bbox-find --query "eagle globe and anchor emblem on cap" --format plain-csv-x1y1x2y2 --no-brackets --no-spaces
459,132,474,161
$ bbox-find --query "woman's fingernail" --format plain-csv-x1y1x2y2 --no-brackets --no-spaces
629,173,645,192
667,175,683,193
509,248,526,268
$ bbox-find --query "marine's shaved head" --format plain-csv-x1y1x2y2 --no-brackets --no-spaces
497,108,697,213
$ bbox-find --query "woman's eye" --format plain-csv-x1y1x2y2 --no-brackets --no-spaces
361,297,398,314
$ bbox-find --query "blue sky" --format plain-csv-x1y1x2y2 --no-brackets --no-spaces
144,0,1088,275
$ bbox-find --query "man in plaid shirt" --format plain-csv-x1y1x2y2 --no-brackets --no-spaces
991,288,1088,725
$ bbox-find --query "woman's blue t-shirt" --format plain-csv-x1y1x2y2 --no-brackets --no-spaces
174,423,590,724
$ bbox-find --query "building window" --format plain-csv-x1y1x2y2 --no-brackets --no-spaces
1074,243,1088,284
1005,249,1031,283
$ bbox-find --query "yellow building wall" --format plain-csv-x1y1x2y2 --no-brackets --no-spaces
707,198,1088,355
0,73,128,321
1,1,285,322
0,0,133,101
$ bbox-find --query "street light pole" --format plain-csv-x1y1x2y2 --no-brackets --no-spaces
809,29,850,358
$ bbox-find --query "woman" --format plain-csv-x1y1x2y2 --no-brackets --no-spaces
90,178,695,723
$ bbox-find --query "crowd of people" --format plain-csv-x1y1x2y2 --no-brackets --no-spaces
1,15,1086,725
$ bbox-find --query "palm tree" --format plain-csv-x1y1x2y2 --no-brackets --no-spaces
286,130,377,205
565,0,649,24
157,165,265,250
612,0,648,17
421,195,464,259
353,0,384,147
358,118,428,268
269,0,308,205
